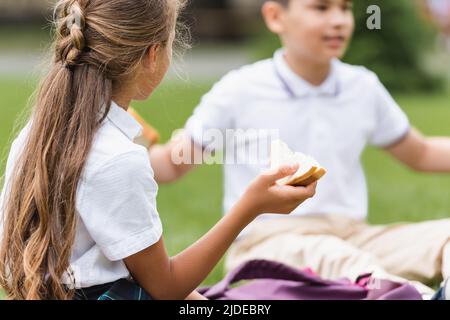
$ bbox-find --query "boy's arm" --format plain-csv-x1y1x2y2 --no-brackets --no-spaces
149,132,203,183
385,127,450,173
126,108,201,183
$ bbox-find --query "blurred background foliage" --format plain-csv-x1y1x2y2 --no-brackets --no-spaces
1,0,448,94
345,0,444,92
0,0,449,292
252,0,447,93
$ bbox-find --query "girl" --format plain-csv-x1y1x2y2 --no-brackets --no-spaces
0,0,316,300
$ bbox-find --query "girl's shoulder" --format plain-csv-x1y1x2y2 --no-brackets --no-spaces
82,120,152,181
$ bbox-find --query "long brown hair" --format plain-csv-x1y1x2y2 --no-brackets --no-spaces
0,0,184,300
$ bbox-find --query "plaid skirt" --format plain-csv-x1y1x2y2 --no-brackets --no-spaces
431,278,449,300
74,279,152,300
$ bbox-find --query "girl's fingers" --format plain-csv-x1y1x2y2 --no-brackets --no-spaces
304,182,317,197
282,181,317,200
259,164,299,186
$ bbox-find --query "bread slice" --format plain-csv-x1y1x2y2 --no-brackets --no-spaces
270,140,326,186
128,108,160,148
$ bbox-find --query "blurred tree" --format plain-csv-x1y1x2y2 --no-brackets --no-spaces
252,0,444,93
345,0,443,92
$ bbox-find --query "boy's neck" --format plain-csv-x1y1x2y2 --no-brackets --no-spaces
283,52,332,87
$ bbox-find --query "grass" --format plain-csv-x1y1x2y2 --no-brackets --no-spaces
0,76,449,299
0,25,52,52
364,93,450,224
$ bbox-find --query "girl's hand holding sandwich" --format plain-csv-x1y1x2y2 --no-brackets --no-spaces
124,163,317,300
236,164,317,220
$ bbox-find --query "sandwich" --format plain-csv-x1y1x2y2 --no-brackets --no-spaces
270,139,326,187
127,107,160,148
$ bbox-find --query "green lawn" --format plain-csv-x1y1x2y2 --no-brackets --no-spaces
0,26,51,52
0,77,449,298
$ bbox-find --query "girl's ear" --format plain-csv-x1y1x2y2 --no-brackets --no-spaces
143,44,161,70
262,2,286,34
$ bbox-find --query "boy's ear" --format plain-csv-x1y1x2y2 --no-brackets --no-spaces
261,1,286,34
143,44,161,70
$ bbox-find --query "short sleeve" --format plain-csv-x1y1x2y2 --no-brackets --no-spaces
184,71,239,150
368,74,410,148
77,150,163,261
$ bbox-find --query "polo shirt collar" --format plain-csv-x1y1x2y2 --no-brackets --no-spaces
273,49,340,98
106,101,143,141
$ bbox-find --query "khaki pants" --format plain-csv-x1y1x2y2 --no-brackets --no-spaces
225,215,450,295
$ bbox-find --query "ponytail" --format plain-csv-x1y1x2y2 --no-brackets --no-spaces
0,0,183,299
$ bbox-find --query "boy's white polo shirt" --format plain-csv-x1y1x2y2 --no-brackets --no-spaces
0,101,163,288
185,49,410,222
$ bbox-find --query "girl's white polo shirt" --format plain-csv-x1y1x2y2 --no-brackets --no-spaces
185,49,410,223
0,102,163,288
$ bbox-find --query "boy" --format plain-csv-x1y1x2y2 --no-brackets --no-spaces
149,0,450,292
